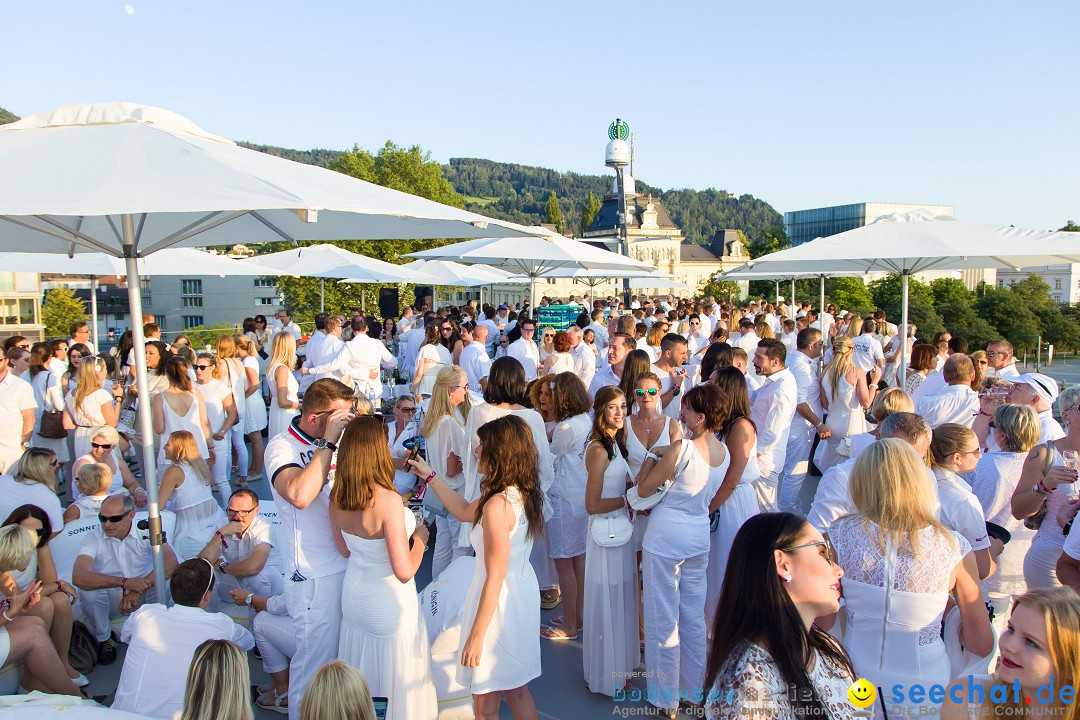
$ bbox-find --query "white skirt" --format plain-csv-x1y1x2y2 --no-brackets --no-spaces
548,494,588,559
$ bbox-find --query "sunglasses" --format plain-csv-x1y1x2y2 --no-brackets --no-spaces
782,539,837,565
98,512,130,524
91,442,114,450
16,343,29,350
195,364,213,371
634,388,659,397
441,327,453,332
399,407,416,414
49,459,61,468
227,507,257,517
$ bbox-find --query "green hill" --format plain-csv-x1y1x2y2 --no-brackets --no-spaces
0,107,19,125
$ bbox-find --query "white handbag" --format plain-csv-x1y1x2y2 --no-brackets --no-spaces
626,439,694,511
589,509,634,547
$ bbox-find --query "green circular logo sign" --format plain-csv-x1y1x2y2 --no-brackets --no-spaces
608,118,629,141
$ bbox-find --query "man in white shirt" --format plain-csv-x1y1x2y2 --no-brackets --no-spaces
111,558,255,719
69,320,97,354
585,309,609,351
479,308,501,357
0,351,35,474
72,494,180,662
273,309,303,342
985,339,1021,380
589,332,634,398
567,325,595,389
761,304,782,336
302,313,329,366
734,318,760,356
397,314,430,380
198,488,280,615
1007,373,1065,441
851,319,885,374
653,333,690,421
397,306,416,335
305,316,396,401
808,412,936,533
683,314,710,362
780,318,800,357
750,339,799,513
507,317,540,381
459,323,492,403
915,354,980,428
265,378,355,719
494,304,516,337
779,329,827,515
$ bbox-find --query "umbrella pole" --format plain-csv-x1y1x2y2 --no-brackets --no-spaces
320,279,325,313
791,278,796,320
899,270,910,388
122,217,167,604
530,277,537,317
819,275,826,371
90,275,99,350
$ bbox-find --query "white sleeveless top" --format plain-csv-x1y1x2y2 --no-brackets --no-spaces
624,414,675,479
643,440,728,558
158,392,210,459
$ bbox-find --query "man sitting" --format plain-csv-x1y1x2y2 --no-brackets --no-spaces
111,558,255,719
72,494,179,664
198,488,280,615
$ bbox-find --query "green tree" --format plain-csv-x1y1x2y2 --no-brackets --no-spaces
975,287,1041,353
868,274,944,339
579,191,602,235
699,276,743,304
545,191,564,235
746,225,790,259
829,277,876,316
1060,220,1080,232
41,286,87,339
929,278,974,307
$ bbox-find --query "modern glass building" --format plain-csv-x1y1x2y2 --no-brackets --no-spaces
784,202,954,247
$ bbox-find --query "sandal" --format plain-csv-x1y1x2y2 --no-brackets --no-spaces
540,624,579,641
540,589,562,610
257,689,289,715
547,615,583,631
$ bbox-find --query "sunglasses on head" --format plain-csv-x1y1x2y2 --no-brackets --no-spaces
91,442,113,450
634,388,659,397
98,512,129,524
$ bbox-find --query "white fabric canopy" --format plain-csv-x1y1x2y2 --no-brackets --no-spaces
0,247,263,277
397,259,519,287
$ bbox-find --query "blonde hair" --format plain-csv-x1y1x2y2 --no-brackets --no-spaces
266,332,297,375
930,423,978,468
72,356,106,416
0,525,36,574
849,438,954,556
76,462,112,495
990,587,1080,720
14,447,58,492
844,313,863,338
233,334,256,357
299,660,376,720
870,387,913,424
754,320,775,339
88,425,121,446
165,430,212,486
422,365,470,437
993,403,1041,453
215,334,237,359
824,336,855,403
179,639,253,720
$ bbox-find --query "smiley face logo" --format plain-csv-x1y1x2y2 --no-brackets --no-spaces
848,678,876,709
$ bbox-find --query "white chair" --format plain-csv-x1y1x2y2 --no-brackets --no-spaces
419,557,475,720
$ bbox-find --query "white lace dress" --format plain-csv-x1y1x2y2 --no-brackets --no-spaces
970,451,1034,596
706,642,863,720
831,517,970,714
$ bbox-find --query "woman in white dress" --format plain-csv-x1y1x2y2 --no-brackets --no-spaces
539,331,574,376
537,328,556,365
194,352,239,506
1010,385,1080,589
624,372,683,552
127,341,172,454
214,335,250,488
410,414,544,720
157,430,227,560
421,365,472,580
636,382,730,717
829,439,993,715
152,356,214,472
70,426,145,505
64,357,124,460
579,386,640,696
705,366,760,632
265,332,300,439
411,324,452,399
704,513,855,720
331,416,437,720
235,334,267,479
816,336,878,472
904,342,936,396
28,343,70,470
970,403,1041,597
387,394,420,495
540,373,599,642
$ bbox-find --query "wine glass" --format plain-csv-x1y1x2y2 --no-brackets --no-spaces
1063,450,1079,471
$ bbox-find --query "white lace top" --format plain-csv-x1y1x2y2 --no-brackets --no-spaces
706,642,862,720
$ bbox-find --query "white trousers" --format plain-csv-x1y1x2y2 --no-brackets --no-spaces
531,531,560,591
210,436,232,507
81,587,147,642
642,550,708,710
253,606,297,675
212,570,278,617
228,421,249,478
753,471,780,514
778,423,815,515
284,571,345,720
431,514,469,581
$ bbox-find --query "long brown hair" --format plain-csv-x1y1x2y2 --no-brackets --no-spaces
332,416,396,511
712,366,755,439
589,386,628,460
474,415,544,539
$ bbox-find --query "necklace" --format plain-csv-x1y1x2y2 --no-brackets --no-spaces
637,412,664,443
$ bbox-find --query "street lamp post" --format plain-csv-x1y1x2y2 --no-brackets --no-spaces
605,119,632,308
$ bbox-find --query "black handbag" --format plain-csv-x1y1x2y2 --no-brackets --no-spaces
39,410,67,439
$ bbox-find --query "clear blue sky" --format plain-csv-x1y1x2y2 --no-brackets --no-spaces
6,1,1078,231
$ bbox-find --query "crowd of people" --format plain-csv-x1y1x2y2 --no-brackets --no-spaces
0,293,1078,720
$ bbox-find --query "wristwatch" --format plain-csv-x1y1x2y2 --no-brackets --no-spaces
244,593,254,606
670,385,681,397
218,560,229,573
313,437,338,452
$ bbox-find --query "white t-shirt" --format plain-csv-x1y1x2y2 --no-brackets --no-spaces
851,334,884,372
265,421,347,580
221,513,278,569
935,468,991,552
0,476,63,531
195,379,231,433
0,372,36,472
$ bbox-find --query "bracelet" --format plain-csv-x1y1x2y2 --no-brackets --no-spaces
424,470,437,483
1032,483,1049,498
216,530,229,549
120,577,128,591
2,608,12,622
1039,479,1052,495
55,581,63,594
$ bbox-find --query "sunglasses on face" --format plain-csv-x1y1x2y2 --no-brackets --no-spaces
195,364,213,371
782,539,838,565
91,442,113,450
98,512,129,525
16,344,29,350
49,459,61,468
227,507,257,517
634,388,659,397
399,407,416,414
441,327,453,332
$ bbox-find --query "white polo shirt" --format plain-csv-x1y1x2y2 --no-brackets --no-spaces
0,371,36,472
916,383,980,428
113,603,254,720
77,525,156,579
265,420,347,581
851,334,885,372
459,341,492,399
221,513,278,568
935,468,991,552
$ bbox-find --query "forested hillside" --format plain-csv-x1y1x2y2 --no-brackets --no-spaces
0,107,19,124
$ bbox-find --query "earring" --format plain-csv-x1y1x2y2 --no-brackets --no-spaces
784,573,792,583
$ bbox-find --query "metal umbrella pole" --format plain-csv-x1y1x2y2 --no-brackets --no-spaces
899,270,910,386
90,275,100,349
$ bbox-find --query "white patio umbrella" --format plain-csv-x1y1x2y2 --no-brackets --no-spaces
239,243,438,312
717,269,875,323
393,259,522,310
0,247,271,346
405,231,654,309
508,267,685,293
727,210,1080,375
0,101,536,599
